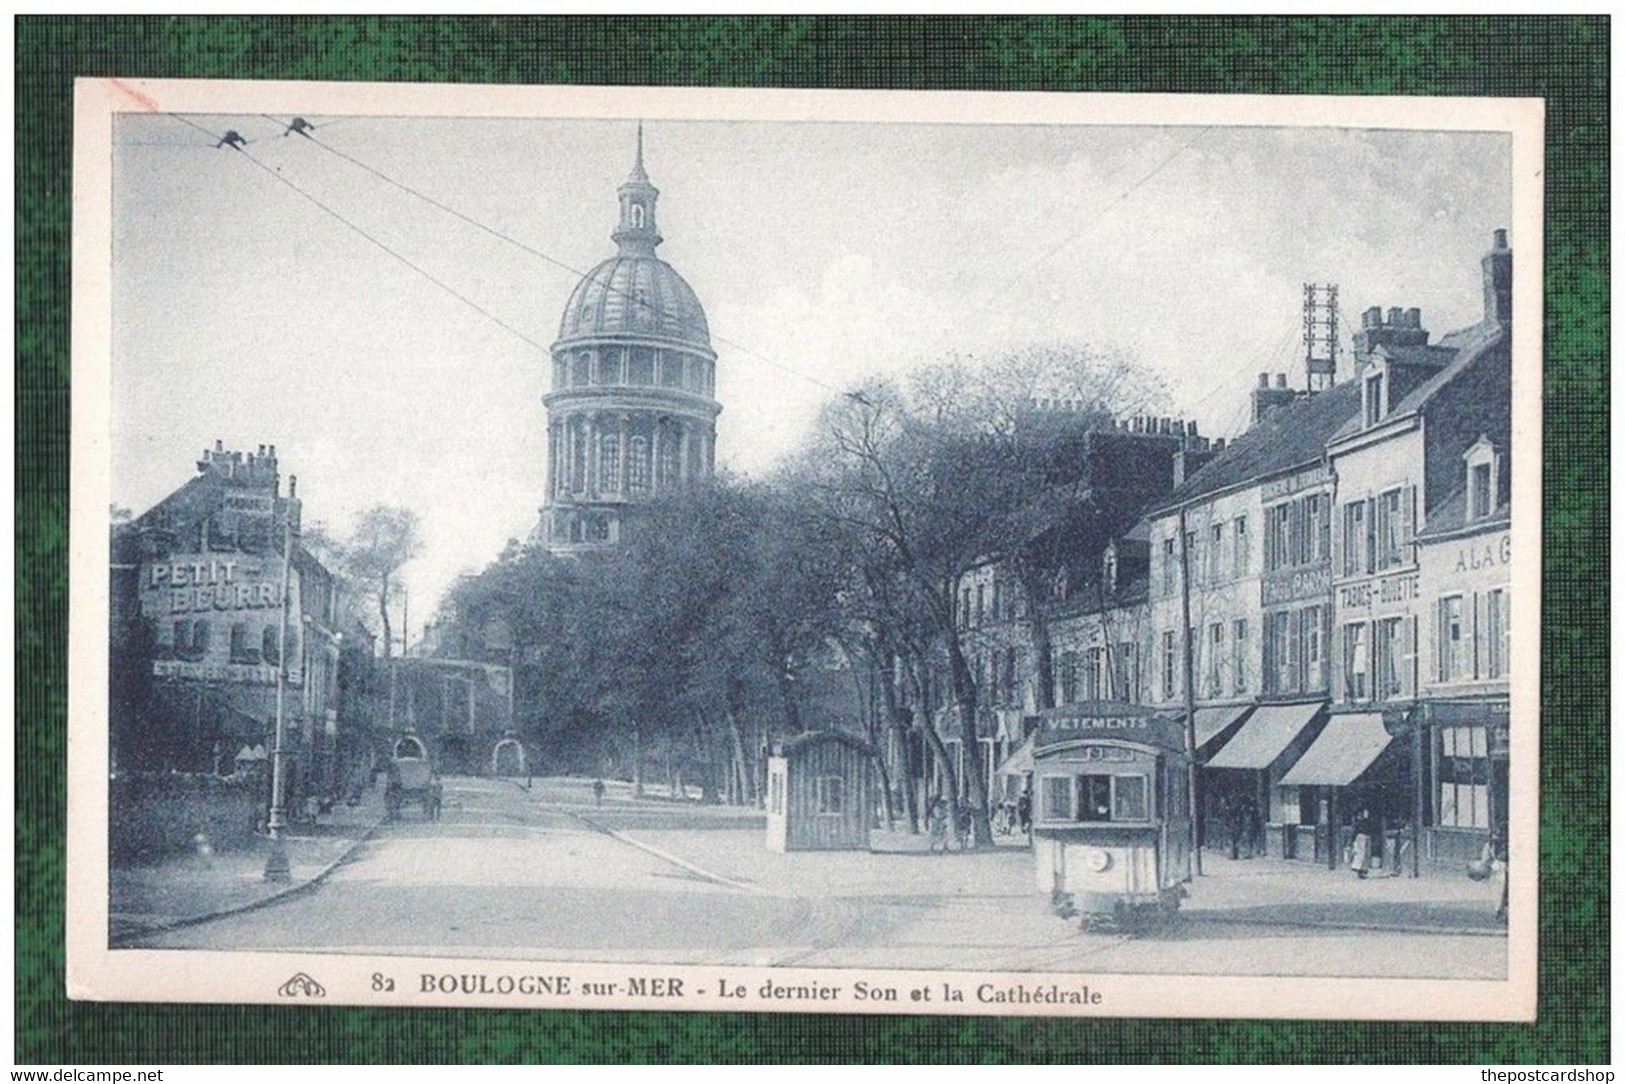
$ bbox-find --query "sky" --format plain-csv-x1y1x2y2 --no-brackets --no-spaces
111,113,1511,638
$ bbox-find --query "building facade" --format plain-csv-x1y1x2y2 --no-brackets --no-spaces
541,127,722,552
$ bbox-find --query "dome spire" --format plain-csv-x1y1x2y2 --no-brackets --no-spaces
613,122,661,256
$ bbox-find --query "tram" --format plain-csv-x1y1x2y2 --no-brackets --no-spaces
1030,703,1193,930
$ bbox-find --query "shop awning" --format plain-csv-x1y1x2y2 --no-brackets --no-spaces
1205,701,1324,770
1191,705,1252,754
1280,712,1395,787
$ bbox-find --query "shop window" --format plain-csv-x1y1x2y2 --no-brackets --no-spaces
1437,726,1490,829
814,775,843,815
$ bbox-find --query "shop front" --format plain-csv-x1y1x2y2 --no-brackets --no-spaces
1201,699,1327,861
1279,708,1417,873
1418,697,1509,869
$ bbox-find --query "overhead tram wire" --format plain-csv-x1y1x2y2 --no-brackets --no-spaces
916,127,1215,362
167,113,552,356
254,113,852,399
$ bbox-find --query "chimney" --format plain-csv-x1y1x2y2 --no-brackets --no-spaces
1354,302,1430,361
1275,372,1288,389
1214,437,1226,452
289,475,298,498
1257,372,1270,388
1482,228,1512,328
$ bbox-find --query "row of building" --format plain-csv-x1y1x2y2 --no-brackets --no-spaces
108,443,516,856
924,230,1514,873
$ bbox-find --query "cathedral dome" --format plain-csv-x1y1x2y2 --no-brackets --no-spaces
556,254,711,350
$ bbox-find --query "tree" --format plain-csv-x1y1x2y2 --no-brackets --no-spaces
341,506,423,658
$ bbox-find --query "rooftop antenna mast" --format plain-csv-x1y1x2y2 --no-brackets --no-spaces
1303,283,1339,392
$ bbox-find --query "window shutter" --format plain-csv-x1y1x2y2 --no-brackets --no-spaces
1365,497,1377,575
1402,485,1417,564
1403,615,1418,698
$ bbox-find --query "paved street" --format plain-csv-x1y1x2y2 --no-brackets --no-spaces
127,776,1507,979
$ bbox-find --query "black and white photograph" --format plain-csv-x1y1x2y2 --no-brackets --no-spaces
68,81,1542,1018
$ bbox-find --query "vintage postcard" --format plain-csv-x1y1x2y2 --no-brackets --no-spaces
67,79,1542,1020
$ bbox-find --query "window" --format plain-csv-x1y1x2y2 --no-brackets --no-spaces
960,587,971,629
1376,487,1413,570
229,622,260,665
1265,611,1294,695
815,775,844,815
1266,503,1291,571
1232,619,1248,694
1058,650,1079,705
1111,775,1149,821
1343,622,1369,700
600,436,620,492
975,584,986,625
1301,605,1327,692
1162,538,1177,594
1113,640,1137,703
1304,494,1330,562
572,351,592,387
1438,596,1465,682
1185,531,1200,585
1161,632,1177,701
1437,726,1490,829
1078,775,1113,822
1083,647,1103,701
659,353,684,389
1343,500,1372,576
1207,623,1223,696
1233,516,1249,577
1041,775,1074,821
658,434,680,487
569,428,586,494
1208,523,1224,582
1365,370,1386,427
630,202,645,228
627,437,650,495
1471,462,1495,520
1485,589,1509,679
587,517,611,542
992,581,1005,621
552,358,567,390
628,348,655,385
1375,616,1406,701
1002,648,1018,706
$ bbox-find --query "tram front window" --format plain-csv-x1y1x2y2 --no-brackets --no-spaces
1113,775,1149,821
1079,775,1113,821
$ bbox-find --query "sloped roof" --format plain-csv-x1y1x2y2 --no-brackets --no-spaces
1330,322,1505,444
1154,377,1365,512
1415,485,1511,541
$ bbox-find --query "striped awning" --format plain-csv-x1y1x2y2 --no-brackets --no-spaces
1205,701,1325,770
1280,712,1395,787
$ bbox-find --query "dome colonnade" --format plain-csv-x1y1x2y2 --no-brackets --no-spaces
541,126,721,551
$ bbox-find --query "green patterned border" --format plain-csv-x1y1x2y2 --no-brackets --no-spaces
15,15,1607,1064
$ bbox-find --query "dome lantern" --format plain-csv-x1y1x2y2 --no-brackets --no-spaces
612,122,662,258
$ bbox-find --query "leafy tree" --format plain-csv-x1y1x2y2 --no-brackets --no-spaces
337,506,423,658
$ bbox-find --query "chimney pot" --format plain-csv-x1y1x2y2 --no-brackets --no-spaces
1493,228,1508,250
1405,307,1422,328
1215,437,1226,451
1275,373,1288,389
1386,306,1403,326
1187,420,1199,436
215,439,224,452
1258,372,1270,388
1364,306,1382,328
289,475,297,498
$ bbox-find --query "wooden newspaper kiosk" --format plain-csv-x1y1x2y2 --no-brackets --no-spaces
1031,703,1192,930
765,731,874,853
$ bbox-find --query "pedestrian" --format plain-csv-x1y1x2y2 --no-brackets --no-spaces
1244,801,1262,860
1016,790,1032,838
592,778,605,807
927,797,950,855
1350,807,1374,879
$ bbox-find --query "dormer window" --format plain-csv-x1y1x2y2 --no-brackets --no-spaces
1465,436,1501,520
1364,368,1387,427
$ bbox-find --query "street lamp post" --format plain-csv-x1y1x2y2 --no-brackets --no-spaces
264,494,297,882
